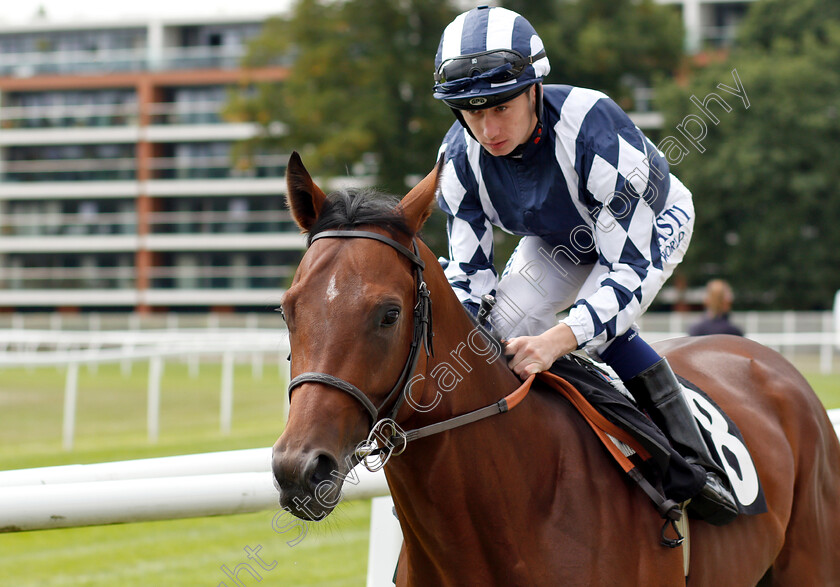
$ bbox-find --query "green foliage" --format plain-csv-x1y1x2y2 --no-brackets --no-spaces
736,0,840,51
655,2,840,309
505,0,684,108
226,0,456,196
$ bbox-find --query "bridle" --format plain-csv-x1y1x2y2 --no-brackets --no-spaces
287,228,534,470
287,229,433,427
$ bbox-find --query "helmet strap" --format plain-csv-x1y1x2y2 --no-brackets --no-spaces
533,83,544,145
451,107,477,140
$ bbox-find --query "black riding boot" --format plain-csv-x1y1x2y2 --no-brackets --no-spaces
625,358,739,526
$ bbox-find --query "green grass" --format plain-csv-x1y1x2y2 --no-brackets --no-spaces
0,360,837,586
0,504,370,587
0,361,288,469
806,372,840,409
0,361,372,586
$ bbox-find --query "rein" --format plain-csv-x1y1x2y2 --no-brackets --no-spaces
286,228,535,470
355,374,535,469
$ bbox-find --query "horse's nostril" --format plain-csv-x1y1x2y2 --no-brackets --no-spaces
307,453,338,491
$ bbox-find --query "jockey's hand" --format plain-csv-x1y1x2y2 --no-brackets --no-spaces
504,323,578,380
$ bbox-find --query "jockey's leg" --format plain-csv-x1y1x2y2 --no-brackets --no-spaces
600,332,739,526
491,236,591,339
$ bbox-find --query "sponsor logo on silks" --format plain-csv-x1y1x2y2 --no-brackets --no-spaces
470,97,488,107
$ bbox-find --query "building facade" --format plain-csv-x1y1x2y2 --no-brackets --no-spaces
0,13,303,313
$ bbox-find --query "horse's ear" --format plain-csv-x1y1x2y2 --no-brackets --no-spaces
398,154,444,234
285,151,327,232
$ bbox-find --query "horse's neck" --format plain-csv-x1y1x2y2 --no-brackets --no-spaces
386,255,573,547
385,356,576,577
404,250,521,420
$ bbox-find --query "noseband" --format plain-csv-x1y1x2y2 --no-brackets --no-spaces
287,229,433,427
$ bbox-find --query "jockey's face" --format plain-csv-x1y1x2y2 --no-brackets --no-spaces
460,86,538,157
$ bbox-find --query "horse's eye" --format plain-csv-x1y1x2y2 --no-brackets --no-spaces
381,308,400,327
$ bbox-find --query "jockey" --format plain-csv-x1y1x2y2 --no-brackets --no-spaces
432,5,738,526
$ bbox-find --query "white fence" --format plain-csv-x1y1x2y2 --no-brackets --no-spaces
3,411,840,530
637,309,839,375
0,449,398,587
0,448,389,531
0,328,291,449
0,325,398,585
1,308,837,451
0,310,837,450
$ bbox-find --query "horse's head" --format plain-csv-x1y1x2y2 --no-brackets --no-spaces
272,152,441,520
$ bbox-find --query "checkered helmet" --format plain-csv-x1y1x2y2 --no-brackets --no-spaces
433,5,551,111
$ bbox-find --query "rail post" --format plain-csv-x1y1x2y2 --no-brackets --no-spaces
62,362,79,450
147,355,163,442
220,351,234,435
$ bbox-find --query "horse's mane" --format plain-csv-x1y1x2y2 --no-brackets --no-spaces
307,188,411,246
307,188,509,345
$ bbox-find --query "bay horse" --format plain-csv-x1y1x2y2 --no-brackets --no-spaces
272,152,840,586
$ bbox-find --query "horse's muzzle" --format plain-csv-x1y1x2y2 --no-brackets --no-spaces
271,445,343,521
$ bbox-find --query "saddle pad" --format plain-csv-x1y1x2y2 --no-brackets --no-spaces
678,376,767,516
542,355,767,516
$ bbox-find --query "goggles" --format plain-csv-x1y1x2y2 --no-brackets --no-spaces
434,48,546,85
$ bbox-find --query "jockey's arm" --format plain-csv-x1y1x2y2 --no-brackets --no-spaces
505,323,577,379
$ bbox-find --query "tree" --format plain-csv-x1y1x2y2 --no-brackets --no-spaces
736,0,840,51
225,0,455,195
504,0,684,109
655,1,840,309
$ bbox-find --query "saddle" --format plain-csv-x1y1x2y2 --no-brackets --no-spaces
539,354,767,533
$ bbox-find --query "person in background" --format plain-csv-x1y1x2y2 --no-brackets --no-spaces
689,279,744,337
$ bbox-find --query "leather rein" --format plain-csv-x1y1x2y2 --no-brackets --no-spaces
286,229,534,469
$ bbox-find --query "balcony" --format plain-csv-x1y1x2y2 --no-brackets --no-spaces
147,100,227,125
0,47,147,78
148,264,295,290
149,154,286,180
0,210,136,237
157,45,250,72
0,153,288,183
0,266,136,290
0,45,252,78
0,265,295,291
2,157,137,182
148,209,297,235
0,102,139,130
0,100,261,130
0,208,299,237
701,24,740,49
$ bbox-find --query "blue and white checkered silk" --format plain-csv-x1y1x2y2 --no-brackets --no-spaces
436,84,690,351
